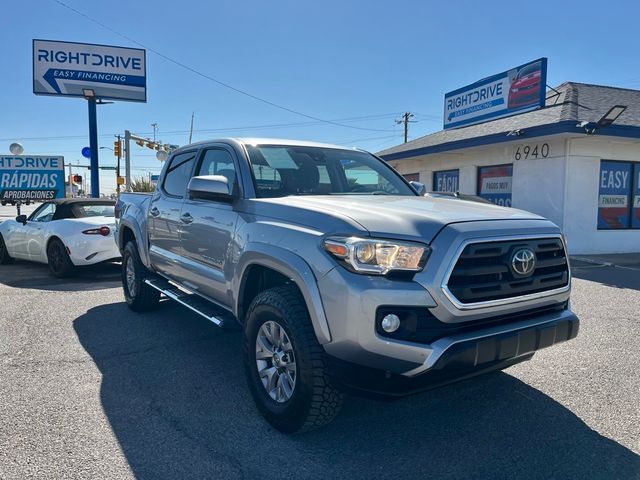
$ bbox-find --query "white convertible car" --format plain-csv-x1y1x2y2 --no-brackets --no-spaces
0,198,121,277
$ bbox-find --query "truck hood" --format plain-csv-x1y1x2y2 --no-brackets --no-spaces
254,195,545,242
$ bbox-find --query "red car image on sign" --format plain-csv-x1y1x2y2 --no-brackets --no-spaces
508,61,543,110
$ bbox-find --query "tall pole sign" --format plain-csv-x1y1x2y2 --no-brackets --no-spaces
32,39,146,197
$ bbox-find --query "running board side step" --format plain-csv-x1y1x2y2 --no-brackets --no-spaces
144,278,233,327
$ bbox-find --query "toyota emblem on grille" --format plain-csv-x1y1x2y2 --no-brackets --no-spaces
511,248,536,276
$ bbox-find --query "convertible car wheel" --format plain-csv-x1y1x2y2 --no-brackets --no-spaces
47,238,75,278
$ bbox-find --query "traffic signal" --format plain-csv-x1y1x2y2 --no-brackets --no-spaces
72,174,82,183
114,140,122,157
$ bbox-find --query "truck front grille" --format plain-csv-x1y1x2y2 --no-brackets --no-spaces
446,237,569,304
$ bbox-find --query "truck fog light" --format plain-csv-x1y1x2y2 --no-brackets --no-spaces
381,314,401,333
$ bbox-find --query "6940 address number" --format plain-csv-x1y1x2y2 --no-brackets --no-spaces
514,143,549,160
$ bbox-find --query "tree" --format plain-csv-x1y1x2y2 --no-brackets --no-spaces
130,176,155,193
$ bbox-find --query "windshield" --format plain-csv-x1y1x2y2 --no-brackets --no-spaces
246,145,416,198
517,63,540,78
72,204,115,217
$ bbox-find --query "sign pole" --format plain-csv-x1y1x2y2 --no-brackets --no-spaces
88,98,100,198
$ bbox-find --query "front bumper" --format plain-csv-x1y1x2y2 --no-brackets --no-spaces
328,312,579,396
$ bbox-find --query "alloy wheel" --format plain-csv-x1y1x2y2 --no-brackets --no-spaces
125,256,136,297
255,320,297,403
49,244,63,272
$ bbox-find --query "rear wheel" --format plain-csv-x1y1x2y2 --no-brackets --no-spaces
122,241,160,311
0,234,15,265
47,238,74,278
244,285,343,433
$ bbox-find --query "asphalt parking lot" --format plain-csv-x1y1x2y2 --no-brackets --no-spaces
0,252,639,478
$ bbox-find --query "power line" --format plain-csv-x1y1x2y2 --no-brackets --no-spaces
0,113,401,143
50,0,396,133
336,134,400,146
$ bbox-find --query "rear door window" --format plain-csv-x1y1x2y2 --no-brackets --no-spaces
163,151,197,197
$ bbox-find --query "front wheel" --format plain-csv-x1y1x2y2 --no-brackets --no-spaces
244,285,343,433
47,238,74,278
0,234,15,265
122,241,160,311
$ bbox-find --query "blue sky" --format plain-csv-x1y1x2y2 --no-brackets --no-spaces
2,0,640,194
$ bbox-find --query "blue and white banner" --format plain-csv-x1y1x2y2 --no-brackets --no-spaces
433,169,459,192
598,161,633,229
444,58,547,130
0,156,65,201
33,39,146,103
478,164,513,207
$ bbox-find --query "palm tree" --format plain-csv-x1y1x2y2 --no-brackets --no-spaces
130,176,155,193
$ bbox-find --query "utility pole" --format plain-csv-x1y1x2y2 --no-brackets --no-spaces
116,135,122,195
151,123,158,141
395,112,416,143
124,130,132,192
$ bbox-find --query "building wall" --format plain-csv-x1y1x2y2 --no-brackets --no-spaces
387,134,640,254
563,136,640,254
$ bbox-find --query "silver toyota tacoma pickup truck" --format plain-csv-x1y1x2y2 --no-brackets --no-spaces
115,138,579,433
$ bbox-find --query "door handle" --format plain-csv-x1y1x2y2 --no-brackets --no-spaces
180,213,193,224
150,207,160,217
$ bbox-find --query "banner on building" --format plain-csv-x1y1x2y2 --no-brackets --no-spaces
477,164,512,207
433,169,459,192
598,160,633,229
444,58,547,129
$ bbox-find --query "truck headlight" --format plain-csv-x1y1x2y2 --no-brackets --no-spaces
323,236,430,275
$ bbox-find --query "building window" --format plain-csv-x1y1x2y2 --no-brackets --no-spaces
477,164,513,207
598,160,640,230
403,173,419,182
433,169,459,192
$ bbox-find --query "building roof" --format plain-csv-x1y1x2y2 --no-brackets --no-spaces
378,82,640,160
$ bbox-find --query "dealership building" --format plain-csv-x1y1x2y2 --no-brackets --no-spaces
379,81,640,254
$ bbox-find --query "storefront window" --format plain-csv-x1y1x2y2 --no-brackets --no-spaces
597,160,637,230
477,164,513,207
433,169,459,192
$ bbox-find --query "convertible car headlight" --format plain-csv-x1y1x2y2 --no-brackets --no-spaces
323,236,430,275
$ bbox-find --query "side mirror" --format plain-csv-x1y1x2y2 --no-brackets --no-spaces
15,215,27,225
187,175,233,201
410,181,426,196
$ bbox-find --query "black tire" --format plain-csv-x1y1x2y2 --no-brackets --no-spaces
47,238,74,278
244,285,343,433
0,234,15,265
122,241,160,312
